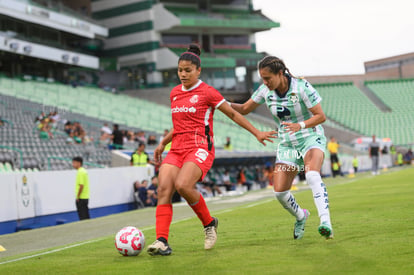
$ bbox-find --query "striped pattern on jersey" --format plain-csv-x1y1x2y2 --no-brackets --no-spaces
251,77,325,147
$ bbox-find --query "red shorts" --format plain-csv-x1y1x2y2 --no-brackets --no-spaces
162,147,214,180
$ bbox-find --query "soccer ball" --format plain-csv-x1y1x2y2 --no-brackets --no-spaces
115,226,145,256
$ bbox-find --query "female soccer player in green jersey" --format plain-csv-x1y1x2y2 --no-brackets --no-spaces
231,56,333,239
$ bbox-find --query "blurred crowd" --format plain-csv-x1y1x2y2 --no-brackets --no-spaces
99,123,162,150
133,176,159,208
34,111,60,140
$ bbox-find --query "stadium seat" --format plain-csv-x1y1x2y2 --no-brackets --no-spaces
315,82,414,146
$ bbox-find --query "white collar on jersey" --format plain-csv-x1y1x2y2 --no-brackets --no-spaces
182,79,203,91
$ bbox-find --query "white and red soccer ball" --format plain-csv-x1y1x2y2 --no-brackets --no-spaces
115,226,145,256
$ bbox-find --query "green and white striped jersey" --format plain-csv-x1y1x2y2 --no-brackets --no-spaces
251,76,325,146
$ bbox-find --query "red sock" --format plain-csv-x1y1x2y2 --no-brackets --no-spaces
156,204,173,241
189,194,214,226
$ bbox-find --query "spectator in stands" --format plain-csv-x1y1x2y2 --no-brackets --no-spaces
201,172,223,197
224,137,233,151
122,130,129,144
38,118,53,139
403,149,413,164
147,135,158,146
64,121,75,144
136,131,147,144
0,116,3,127
73,122,86,144
256,166,268,188
221,169,235,191
264,165,273,186
111,124,123,149
369,135,381,175
138,180,153,207
147,44,276,256
230,55,334,239
147,176,159,206
34,111,46,123
131,143,154,167
100,123,112,143
72,156,90,220
49,111,60,129
133,180,145,209
64,121,73,135
124,130,136,149
237,167,253,191
159,129,169,144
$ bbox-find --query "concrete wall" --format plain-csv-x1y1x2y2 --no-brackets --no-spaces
0,166,154,224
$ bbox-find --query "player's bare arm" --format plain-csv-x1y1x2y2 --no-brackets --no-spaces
218,101,277,145
154,129,173,163
229,99,260,115
282,103,326,134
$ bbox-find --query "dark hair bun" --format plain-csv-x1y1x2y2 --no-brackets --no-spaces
187,44,201,56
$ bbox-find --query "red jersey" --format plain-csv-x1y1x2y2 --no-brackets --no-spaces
170,80,226,152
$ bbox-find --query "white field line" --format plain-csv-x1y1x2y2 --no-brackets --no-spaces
0,199,272,265
0,239,105,265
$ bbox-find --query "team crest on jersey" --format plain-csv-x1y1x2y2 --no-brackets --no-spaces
267,94,276,101
189,95,199,104
289,93,299,104
195,148,208,163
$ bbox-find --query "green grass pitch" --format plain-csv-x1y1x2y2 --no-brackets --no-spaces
1,168,414,274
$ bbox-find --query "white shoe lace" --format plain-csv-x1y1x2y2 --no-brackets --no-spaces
204,226,216,240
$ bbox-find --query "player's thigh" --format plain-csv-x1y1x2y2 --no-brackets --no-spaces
273,163,298,192
304,148,324,172
174,161,203,193
158,163,180,203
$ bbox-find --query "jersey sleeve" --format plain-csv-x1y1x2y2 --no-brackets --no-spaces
251,84,267,104
78,169,87,186
207,86,226,109
301,80,322,108
169,86,178,104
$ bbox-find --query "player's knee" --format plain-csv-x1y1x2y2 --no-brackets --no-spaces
174,180,192,196
157,184,173,198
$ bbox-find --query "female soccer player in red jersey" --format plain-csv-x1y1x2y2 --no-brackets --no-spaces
147,44,276,256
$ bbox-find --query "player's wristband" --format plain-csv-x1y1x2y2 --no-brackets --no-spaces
299,122,306,129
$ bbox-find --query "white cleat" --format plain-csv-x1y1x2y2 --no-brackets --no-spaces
204,217,218,250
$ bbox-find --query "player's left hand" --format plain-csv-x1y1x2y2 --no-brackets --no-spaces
154,144,165,164
281,122,301,134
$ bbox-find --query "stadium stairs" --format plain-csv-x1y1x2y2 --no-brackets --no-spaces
355,80,392,112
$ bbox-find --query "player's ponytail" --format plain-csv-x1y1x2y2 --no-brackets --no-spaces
187,44,201,56
258,56,296,78
179,43,201,68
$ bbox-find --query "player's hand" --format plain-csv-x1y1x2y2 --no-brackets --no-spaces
154,144,165,164
281,122,301,134
256,130,278,146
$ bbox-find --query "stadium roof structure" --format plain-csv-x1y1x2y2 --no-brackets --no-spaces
0,0,108,73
